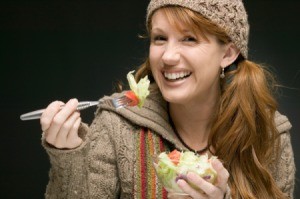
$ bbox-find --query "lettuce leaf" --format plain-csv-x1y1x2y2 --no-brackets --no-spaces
127,70,150,108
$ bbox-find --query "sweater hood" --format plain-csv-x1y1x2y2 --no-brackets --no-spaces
98,84,188,151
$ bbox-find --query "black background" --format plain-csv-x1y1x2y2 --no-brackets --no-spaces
0,0,299,198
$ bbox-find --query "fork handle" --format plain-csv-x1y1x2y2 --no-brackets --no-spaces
20,109,45,121
20,101,99,121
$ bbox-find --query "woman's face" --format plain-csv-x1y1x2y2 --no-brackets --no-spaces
149,10,229,105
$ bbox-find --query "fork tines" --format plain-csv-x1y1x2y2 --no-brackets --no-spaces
111,95,132,109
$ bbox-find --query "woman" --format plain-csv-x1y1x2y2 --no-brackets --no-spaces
40,0,295,198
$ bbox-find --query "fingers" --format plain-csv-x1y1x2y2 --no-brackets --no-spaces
40,98,78,131
42,98,78,140
51,98,78,129
212,159,229,192
41,98,83,149
40,100,64,131
66,117,83,148
167,192,192,199
176,159,229,198
177,178,206,199
54,112,81,148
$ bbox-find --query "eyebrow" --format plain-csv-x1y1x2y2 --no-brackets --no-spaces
151,27,163,32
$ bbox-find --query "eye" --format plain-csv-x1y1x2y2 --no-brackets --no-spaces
152,35,166,41
151,35,167,45
182,36,197,42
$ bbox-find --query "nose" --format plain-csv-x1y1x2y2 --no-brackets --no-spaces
162,44,180,66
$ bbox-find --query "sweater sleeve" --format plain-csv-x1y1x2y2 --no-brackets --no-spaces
42,123,91,198
42,110,120,198
86,110,120,198
275,131,296,198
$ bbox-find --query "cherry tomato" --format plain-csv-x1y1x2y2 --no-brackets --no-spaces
168,149,181,165
124,91,139,107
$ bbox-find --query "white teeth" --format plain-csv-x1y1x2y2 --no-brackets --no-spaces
164,71,191,80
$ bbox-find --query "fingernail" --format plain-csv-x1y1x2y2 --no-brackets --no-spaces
177,179,185,186
69,98,78,103
175,174,187,182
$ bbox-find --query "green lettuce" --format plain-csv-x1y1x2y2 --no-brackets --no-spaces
127,70,150,108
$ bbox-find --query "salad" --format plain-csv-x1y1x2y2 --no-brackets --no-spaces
125,70,150,108
153,149,217,194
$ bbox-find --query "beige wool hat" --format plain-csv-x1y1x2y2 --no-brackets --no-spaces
146,0,250,59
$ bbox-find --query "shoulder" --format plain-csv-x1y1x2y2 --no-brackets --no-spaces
274,111,292,133
92,106,137,134
271,112,295,196
91,87,181,147
94,84,170,131
273,111,293,153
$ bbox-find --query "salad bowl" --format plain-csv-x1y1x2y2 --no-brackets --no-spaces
152,150,217,195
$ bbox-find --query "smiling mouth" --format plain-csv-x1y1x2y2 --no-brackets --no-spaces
163,71,192,81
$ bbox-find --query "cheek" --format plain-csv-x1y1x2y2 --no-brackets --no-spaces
149,47,154,64
149,45,163,60
191,56,222,81
149,46,161,70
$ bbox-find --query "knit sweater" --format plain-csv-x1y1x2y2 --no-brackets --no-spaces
42,88,295,199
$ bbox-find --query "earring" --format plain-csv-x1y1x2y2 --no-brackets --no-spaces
220,67,225,79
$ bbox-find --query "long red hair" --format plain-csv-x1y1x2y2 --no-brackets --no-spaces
135,7,286,199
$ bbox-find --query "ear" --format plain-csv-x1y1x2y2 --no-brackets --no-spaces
220,43,240,68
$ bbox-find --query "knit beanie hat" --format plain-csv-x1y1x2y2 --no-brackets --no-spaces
146,0,249,59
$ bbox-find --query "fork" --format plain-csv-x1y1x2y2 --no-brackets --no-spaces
20,95,132,121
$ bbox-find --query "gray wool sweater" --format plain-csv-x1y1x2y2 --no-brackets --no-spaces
42,88,295,199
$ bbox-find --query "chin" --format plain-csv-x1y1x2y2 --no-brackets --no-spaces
161,91,188,104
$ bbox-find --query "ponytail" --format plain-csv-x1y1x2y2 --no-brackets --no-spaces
210,59,287,198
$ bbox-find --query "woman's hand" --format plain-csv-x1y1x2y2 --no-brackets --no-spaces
40,98,83,149
175,159,229,199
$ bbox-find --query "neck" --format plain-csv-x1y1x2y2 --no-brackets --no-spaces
168,99,217,152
